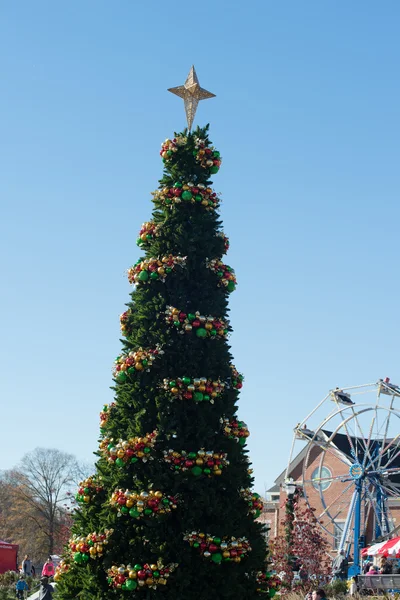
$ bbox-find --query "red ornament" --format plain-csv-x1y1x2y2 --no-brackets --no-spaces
137,571,146,580
209,544,219,553
192,319,200,327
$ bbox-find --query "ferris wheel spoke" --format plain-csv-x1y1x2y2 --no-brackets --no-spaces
379,432,400,464
302,473,351,486
349,409,377,470
317,480,354,520
379,444,400,472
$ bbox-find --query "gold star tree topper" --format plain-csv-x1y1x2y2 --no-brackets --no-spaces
168,66,215,131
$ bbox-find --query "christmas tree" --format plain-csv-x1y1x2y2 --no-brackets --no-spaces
56,67,269,600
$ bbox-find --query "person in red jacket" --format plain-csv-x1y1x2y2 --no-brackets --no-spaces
41,557,54,579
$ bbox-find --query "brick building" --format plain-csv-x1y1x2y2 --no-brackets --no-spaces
261,442,400,555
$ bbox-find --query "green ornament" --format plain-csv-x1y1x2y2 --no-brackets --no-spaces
227,281,236,292
188,313,196,321
117,371,127,383
165,267,172,273
196,328,207,338
81,553,89,563
195,194,202,202
144,447,151,453
269,589,276,598
129,508,140,518
181,190,193,201
115,458,124,467
134,564,142,571
173,320,180,327
194,392,204,402
203,468,211,475
253,492,260,498
203,394,210,401
162,498,170,505
125,580,137,591
169,380,177,387
174,182,182,188
144,508,153,516
142,359,148,366
88,540,94,547
210,166,219,174
213,151,220,158
128,366,136,376
146,233,152,239
191,466,202,476
73,552,82,563
217,271,223,277
182,376,191,384
167,150,172,157
121,583,127,591
84,487,90,494
239,437,246,446
150,272,158,280
153,571,160,578
136,238,142,246
210,329,217,336
138,270,149,281
188,452,197,459
255,509,261,518
213,537,221,545
164,197,171,204
120,506,129,515
131,456,138,463
211,553,223,563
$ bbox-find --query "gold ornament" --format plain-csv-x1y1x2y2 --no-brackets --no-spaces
168,66,216,131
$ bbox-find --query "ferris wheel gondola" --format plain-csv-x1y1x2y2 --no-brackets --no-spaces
286,378,400,576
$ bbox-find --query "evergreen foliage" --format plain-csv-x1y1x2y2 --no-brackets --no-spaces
55,125,268,600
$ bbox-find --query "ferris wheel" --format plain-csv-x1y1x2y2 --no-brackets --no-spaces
286,378,400,576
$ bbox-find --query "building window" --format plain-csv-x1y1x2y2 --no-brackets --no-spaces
311,466,332,491
334,521,345,550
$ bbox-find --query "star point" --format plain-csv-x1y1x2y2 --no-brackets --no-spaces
168,66,216,131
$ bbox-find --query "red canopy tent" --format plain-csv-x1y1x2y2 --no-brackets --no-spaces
0,540,18,574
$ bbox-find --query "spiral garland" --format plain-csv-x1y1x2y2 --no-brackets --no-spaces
163,449,229,476
206,259,236,292
136,221,159,247
127,255,186,285
216,231,230,254
240,489,264,518
152,182,220,210
76,476,104,504
256,572,281,597
70,530,113,563
107,562,178,591
183,532,251,563
230,365,244,389
100,402,116,432
100,432,157,466
53,560,69,582
110,489,178,518
194,137,222,173
221,418,250,444
161,377,225,403
113,346,163,382
165,306,229,338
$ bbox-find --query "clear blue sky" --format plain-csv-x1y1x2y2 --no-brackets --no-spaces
1,1,399,494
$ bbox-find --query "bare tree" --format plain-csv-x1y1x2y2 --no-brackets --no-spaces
0,448,88,558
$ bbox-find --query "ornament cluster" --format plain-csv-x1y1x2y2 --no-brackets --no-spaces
53,560,69,582
163,449,228,476
165,306,228,338
76,476,104,504
183,532,251,563
230,365,244,389
70,530,113,563
161,376,225,403
206,259,236,292
194,137,222,173
256,572,281,597
216,231,230,254
240,489,264,518
221,418,250,444
110,489,178,518
107,562,178,591
127,255,186,285
160,135,187,161
113,346,163,382
100,402,115,432
136,221,159,247
100,431,157,466
152,182,220,210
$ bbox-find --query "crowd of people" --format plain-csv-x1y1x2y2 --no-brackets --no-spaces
15,555,55,600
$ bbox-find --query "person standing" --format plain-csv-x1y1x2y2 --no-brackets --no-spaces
312,589,327,600
41,557,54,579
332,549,348,580
15,576,29,600
21,555,32,578
39,576,54,600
